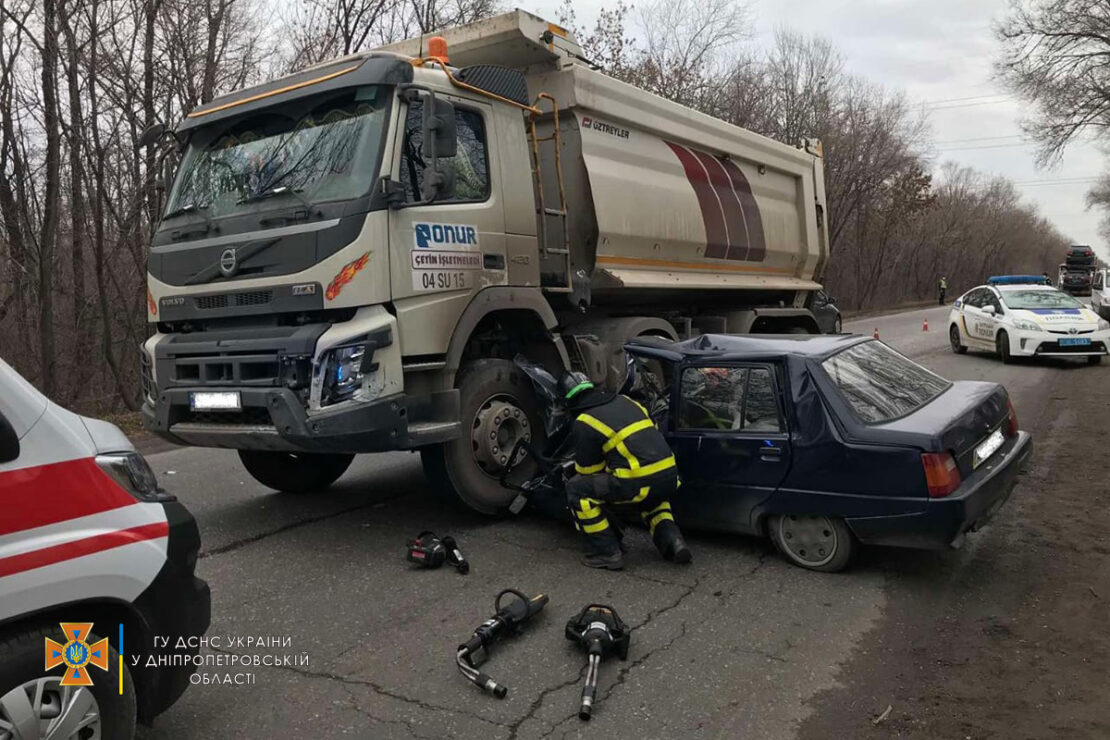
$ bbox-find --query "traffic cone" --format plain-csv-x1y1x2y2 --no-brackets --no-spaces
873,327,880,339
922,318,929,332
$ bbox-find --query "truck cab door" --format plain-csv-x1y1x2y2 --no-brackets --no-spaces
387,93,506,307
665,364,791,534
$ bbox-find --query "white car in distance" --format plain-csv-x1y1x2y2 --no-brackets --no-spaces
949,276,1110,365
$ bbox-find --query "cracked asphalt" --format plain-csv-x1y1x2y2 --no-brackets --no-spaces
137,305,1104,738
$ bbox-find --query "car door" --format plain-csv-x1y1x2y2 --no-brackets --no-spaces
665,363,792,533
1092,269,1107,314
960,288,997,347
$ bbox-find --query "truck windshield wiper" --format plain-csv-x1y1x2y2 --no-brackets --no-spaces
163,203,208,220
237,186,311,211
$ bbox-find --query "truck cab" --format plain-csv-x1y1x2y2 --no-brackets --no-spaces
142,11,829,513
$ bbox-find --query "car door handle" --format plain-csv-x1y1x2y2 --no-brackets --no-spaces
760,444,784,462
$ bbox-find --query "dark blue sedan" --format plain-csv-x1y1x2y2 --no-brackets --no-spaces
623,334,1033,572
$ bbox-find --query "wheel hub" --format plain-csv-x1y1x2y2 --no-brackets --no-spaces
471,397,531,473
778,515,837,567
0,677,102,740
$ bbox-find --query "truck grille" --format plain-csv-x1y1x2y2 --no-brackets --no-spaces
172,354,280,385
183,408,273,425
195,290,273,311
140,350,156,402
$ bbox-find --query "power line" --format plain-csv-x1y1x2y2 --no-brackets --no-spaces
935,141,1034,152
934,134,1024,145
922,93,1010,105
926,98,1016,110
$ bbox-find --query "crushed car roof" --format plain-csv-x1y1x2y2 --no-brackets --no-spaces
626,333,868,360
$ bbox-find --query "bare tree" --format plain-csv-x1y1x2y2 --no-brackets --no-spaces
996,0,1110,165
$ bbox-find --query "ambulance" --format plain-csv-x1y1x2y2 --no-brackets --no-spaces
0,358,209,737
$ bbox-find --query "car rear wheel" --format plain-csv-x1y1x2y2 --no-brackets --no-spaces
0,625,136,740
832,317,842,334
768,514,855,572
238,450,354,493
949,324,967,354
996,331,1014,364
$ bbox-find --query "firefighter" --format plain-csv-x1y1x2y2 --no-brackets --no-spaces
561,370,692,570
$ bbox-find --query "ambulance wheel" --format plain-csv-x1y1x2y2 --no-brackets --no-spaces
768,514,855,572
1088,355,1103,366
421,359,544,515
0,625,136,740
996,331,1014,364
950,325,967,354
238,450,354,493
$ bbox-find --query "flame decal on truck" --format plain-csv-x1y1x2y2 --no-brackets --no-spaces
666,142,766,262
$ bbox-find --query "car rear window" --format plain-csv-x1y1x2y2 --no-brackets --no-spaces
821,341,950,423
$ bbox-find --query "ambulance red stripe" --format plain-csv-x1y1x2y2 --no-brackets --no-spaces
0,457,135,536
0,521,169,578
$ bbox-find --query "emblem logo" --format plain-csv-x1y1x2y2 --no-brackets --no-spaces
45,623,110,686
1068,327,1079,335
219,248,238,277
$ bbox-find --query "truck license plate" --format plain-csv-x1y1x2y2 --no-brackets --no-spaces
1059,337,1091,346
190,391,242,411
973,429,1005,469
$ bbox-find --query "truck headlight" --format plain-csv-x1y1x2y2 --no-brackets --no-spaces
96,452,175,502
319,344,366,406
1013,319,1040,332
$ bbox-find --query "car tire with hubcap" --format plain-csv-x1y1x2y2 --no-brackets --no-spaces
949,324,967,354
996,330,1014,364
421,359,544,515
238,450,354,494
832,316,842,334
0,624,136,740
768,514,855,572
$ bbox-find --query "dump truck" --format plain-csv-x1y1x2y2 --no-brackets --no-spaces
140,10,830,513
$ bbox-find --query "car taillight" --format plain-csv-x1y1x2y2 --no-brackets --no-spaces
922,452,961,498
1004,400,1019,437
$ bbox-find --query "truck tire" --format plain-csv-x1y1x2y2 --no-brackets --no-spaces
0,624,136,740
238,450,354,493
421,359,544,515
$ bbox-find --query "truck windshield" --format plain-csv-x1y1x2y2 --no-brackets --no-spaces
165,85,390,220
1001,290,1082,310
821,340,950,423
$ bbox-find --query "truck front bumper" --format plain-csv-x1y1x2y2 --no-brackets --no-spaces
143,387,460,453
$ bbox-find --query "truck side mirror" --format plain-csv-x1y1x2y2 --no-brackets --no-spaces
137,122,167,150
0,410,20,464
421,94,457,201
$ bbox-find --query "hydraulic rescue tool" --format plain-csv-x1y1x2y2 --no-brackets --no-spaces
565,603,631,720
406,532,469,574
456,589,549,698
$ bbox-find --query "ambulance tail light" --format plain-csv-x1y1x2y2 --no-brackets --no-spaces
921,452,961,498
96,452,176,503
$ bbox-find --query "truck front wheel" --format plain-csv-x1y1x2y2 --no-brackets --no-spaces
238,450,354,493
421,359,544,514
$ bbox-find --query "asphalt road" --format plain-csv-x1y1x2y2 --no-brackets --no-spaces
138,303,1105,739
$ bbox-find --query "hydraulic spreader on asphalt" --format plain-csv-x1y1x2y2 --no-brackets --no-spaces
456,589,549,698
565,603,631,720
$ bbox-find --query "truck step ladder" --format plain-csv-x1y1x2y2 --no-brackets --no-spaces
528,93,573,293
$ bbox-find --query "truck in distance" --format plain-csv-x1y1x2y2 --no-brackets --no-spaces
140,10,830,513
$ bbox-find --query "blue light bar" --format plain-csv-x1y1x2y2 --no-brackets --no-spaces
987,275,1049,285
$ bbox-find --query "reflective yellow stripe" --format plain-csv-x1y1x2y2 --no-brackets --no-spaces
630,398,651,418
602,418,654,452
612,455,676,479
632,486,650,503
577,414,615,437
582,518,610,534
575,461,606,475
645,500,671,515
577,500,602,518
648,511,674,533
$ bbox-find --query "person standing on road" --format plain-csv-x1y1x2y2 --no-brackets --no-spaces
938,276,948,305
561,371,691,570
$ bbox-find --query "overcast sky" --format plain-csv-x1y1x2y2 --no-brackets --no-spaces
518,0,1110,261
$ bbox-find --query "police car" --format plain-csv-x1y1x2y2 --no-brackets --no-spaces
949,275,1110,365
0,358,210,737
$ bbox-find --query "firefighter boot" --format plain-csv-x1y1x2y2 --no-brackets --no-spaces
581,525,624,570
652,520,693,565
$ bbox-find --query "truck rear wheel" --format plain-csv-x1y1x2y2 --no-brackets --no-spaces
421,359,544,515
238,450,354,493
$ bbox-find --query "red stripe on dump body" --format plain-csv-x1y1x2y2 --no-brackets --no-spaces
665,142,729,259
690,149,750,258
0,457,135,536
0,522,169,578
718,158,766,261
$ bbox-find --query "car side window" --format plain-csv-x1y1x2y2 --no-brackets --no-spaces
964,289,986,308
677,366,783,433
399,102,491,203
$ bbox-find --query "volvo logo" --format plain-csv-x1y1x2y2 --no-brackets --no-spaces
219,248,238,277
